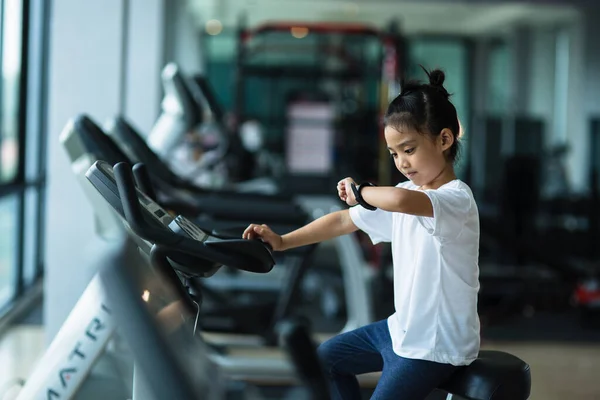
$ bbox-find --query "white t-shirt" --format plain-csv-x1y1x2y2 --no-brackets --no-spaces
349,179,480,366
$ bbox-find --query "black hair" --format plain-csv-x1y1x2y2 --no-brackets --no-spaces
384,66,461,163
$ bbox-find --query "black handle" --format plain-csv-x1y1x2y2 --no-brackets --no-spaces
114,162,276,276
132,163,158,202
277,319,330,400
113,162,180,246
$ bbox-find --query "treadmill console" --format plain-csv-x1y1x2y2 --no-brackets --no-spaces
86,160,275,275
169,215,209,242
86,160,206,242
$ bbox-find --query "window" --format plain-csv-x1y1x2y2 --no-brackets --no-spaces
0,195,17,305
1,0,22,182
0,0,48,313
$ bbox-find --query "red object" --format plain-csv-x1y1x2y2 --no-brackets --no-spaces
574,282,600,305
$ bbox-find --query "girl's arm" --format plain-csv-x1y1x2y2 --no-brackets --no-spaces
359,186,433,217
340,177,432,217
243,209,358,251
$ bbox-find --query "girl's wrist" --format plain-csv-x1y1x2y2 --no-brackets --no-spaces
279,235,289,251
351,182,377,211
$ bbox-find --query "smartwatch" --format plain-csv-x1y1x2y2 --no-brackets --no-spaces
350,182,377,211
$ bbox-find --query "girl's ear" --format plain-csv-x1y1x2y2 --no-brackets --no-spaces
439,128,454,152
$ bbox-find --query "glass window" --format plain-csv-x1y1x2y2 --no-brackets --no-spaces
0,0,48,312
0,194,18,307
1,0,23,183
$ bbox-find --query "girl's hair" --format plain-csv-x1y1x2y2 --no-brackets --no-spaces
384,66,461,163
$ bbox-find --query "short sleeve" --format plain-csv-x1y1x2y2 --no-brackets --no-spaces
417,187,472,239
349,205,393,244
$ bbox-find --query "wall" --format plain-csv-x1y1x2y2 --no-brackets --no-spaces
124,0,165,134
44,0,165,343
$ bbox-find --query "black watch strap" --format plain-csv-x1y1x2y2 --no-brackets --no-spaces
350,182,377,211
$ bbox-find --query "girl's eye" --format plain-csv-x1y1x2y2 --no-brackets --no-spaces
390,153,397,159
405,148,415,154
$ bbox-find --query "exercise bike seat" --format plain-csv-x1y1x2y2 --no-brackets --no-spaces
438,351,531,399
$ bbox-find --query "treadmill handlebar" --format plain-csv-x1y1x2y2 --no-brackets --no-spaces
132,163,158,201
114,162,181,247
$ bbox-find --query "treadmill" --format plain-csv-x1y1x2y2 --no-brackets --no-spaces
100,232,330,399
65,114,308,227
61,115,321,338
145,63,259,187
146,62,202,161
62,114,373,337
100,231,329,400
84,159,325,383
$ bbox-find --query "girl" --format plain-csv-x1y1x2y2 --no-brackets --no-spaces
243,67,480,400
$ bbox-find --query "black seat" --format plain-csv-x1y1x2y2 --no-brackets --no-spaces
439,351,531,400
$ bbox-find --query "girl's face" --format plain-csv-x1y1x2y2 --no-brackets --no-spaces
384,125,455,190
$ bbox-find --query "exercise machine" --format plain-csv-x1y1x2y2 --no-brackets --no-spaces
16,162,322,399
100,160,533,399
100,226,330,400
64,114,309,227
146,62,202,161
61,115,333,339
63,114,374,336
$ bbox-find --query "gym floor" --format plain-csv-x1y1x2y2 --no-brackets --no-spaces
0,323,599,399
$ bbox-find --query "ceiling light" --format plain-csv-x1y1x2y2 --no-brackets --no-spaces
206,19,223,36
290,26,309,39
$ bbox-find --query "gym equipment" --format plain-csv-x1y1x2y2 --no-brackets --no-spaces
105,115,302,219
97,160,532,399
189,74,258,184
468,115,600,325
146,63,202,160
16,255,132,400
100,236,331,399
222,20,405,188
85,113,373,330
145,63,256,186
61,114,373,339
83,159,326,382
15,217,318,399
67,114,308,227
88,159,308,341
64,114,325,339
87,159,370,337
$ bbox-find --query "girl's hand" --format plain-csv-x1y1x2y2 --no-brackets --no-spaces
338,177,358,206
242,224,284,251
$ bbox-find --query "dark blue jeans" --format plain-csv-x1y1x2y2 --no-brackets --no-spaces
317,320,458,399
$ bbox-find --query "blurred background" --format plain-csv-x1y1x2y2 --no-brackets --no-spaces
0,0,598,399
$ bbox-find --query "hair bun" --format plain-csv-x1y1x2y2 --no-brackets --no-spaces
428,69,445,87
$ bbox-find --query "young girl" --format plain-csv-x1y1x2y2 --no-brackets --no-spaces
243,68,480,400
